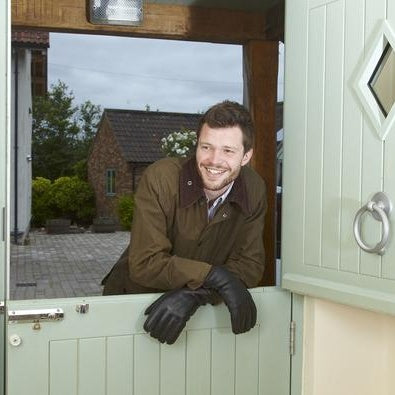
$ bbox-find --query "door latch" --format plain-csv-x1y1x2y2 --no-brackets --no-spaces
76,303,89,314
8,308,64,324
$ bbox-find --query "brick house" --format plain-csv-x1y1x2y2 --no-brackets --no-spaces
87,109,201,221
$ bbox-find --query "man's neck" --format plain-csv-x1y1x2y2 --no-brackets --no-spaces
204,183,233,201
204,188,225,201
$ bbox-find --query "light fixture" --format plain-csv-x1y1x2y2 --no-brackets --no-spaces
89,0,143,26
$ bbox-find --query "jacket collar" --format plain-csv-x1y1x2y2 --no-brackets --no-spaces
179,157,250,215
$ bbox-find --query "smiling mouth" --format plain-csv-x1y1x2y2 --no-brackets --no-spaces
205,167,227,176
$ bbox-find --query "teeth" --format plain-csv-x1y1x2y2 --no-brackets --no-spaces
206,167,225,175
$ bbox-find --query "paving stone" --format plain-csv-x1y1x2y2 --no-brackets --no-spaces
10,230,130,300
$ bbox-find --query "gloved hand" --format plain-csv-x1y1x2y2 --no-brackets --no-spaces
144,287,219,344
203,266,256,334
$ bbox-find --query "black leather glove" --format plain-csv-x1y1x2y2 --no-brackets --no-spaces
144,287,219,344
203,266,256,334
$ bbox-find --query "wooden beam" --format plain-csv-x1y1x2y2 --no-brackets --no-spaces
265,1,284,42
243,40,279,286
11,0,283,44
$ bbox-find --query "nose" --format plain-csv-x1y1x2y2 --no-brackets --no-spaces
208,148,223,165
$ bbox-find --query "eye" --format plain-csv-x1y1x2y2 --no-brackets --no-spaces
224,148,235,155
200,144,210,151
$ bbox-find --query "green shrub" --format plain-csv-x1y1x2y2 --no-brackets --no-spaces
48,176,96,225
72,159,88,181
31,177,54,227
31,176,95,227
117,195,134,230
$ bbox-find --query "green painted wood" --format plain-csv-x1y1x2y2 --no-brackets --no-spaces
211,329,236,395
282,0,395,315
106,336,134,395
235,327,259,395
7,322,50,394
50,340,78,395
186,330,211,395
160,335,186,395
78,338,106,395
359,0,387,278
340,0,364,274
321,0,344,271
259,288,292,395
291,294,304,395
304,5,326,269
6,289,292,395
383,0,395,281
134,334,160,395
281,0,308,276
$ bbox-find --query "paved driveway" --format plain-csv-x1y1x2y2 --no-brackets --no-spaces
10,230,130,300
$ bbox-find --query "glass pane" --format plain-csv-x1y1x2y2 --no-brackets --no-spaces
368,42,395,117
110,170,115,194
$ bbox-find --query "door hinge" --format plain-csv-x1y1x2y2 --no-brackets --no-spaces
289,320,296,356
2,207,4,242
0,302,4,314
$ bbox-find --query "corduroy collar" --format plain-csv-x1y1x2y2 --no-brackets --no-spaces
179,157,250,215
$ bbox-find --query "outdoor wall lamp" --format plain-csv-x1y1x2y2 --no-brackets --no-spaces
88,0,143,26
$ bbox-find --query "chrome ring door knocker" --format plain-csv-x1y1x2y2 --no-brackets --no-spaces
353,192,392,255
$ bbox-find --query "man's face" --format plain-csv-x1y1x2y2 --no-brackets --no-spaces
196,123,253,198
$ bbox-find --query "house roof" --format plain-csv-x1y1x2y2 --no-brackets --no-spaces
104,109,202,163
103,103,283,164
12,30,50,48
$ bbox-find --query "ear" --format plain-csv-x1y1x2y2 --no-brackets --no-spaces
241,149,253,166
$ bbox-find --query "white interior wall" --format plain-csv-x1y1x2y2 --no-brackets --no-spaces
303,297,395,395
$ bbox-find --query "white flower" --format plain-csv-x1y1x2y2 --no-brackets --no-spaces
161,128,197,158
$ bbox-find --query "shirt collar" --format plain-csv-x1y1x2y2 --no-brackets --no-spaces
179,156,250,215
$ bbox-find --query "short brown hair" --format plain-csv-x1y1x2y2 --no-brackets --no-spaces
198,101,255,152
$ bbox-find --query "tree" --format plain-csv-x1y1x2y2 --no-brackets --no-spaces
75,100,102,158
73,100,103,180
32,81,101,180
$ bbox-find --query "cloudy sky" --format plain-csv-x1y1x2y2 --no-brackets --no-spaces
48,33,284,114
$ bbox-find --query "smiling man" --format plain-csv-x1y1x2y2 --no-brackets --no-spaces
103,101,267,344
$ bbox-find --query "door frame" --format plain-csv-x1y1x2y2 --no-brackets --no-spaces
10,0,283,285
1,2,10,395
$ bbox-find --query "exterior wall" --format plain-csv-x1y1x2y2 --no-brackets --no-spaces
31,48,47,97
303,297,395,395
87,119,133,220
10,48,32,241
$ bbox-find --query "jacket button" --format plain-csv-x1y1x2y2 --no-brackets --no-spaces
222,213,228,218
187,180,192,186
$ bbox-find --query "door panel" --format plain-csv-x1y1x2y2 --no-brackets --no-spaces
340,0,364,274
1,2,300,393
283,0,395,313
382,5,395,281
6,288,292,395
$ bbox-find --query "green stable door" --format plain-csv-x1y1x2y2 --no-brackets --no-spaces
0,2,302,394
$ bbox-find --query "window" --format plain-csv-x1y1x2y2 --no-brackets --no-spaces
106,169,116,195
368,42,395,117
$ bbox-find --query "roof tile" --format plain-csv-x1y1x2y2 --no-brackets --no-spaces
12,30,50,48
104,109,201,163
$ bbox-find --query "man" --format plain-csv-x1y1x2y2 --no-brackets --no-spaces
103,100,267,344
